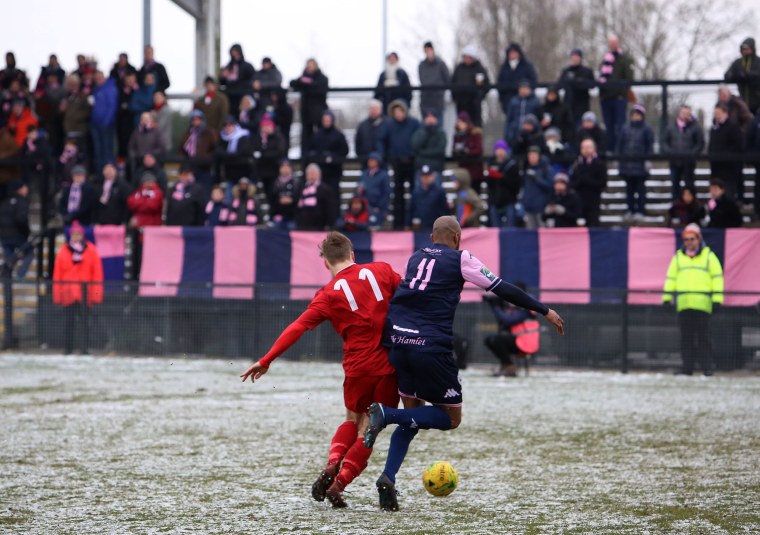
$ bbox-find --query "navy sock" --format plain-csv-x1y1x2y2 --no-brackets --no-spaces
383,426,418,483
383,405,452,430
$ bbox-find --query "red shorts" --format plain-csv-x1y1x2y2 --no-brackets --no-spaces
343,374,399,414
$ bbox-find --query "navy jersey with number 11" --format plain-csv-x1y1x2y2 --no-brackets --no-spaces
387,244,501,353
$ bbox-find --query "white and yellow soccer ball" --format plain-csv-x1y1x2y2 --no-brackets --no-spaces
422,461,459,496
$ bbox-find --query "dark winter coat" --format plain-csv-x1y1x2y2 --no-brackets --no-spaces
59,182,96,225
451,61,490,111
576,124,607,156
707,195,743,228
128,127,166,159
662,117,705,163
452,126,484,187
724,38,760,112
270,175,300,223
0,193,30,241
166,181,206,226
505,94,540,142
486,157,521,208
355,115,390,164
138,61,170,92
708,118,744,183
557,64,596,118
418,57,450,113
290,69,329,126
497,50,538,113
295,181,337,230
376,103,420,161
63,93,91,137
218,129,253,183
521,156,555,214
407,182,449,229
109,62,137,88
570,154,608,205
374,67,413,110
668,199,703,226
92,178,131,225
251,129,287,182
411,125,447,172
598,50,634,100
543,189,582,227
538,98,576,145
358,167,391,220
225,182,260,226
307,124,349,181
617,120,654,177
220,44,256,97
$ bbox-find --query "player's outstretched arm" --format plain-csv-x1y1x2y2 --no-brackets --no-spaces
490,281,565,335
239,320,310,383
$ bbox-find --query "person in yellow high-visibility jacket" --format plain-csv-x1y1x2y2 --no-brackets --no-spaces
662,223,724,375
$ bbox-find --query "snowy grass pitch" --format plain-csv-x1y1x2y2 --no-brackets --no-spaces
1,354,759,534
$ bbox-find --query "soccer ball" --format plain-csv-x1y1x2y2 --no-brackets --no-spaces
422,461,458,496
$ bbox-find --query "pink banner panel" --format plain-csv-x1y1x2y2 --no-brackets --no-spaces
290,232,333,300
627,228,676,304
724,229,760,306
538,228,590,304
93,225,126,258
139,227,183,297
460,228,501,302
213,227,256,300
371,231,414,277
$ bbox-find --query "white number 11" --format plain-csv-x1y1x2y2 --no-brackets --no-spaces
334,268,384,312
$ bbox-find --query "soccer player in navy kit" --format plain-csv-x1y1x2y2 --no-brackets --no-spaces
364,216,565,511
241,232,402,507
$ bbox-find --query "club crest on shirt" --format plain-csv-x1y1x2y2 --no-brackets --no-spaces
480,266,496,281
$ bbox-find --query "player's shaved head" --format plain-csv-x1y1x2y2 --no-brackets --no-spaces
431,216,462,250
320,231,354,265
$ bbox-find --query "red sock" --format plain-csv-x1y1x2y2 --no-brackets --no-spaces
327,421,358,467
334,437,372,490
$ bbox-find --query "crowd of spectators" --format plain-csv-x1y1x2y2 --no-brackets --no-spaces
0,33,758,244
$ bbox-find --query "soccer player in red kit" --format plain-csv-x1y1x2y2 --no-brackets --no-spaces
240,232,401,507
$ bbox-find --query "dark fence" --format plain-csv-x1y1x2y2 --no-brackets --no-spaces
3,279,759,373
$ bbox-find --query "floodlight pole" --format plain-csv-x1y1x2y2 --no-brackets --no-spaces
143,0,152,48
382,0,388,68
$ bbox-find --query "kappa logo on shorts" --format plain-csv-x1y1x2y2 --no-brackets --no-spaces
443,389,460,399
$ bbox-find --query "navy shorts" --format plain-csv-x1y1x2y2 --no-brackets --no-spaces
389,346,462,407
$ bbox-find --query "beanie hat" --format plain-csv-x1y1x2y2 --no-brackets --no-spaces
71,165,87,176
571,48,583,58
518,79,532,88
527,145,542,154
260,117,275,129
582,111,597,124
457,111,472,123
554,172,570,183
190,109,205,119
140,171,157,184
367,151,383,164
545,127,561,139
682,223,702,239
420,165,433,175
70,221,85,235
461,45,478,60
423,41,434,49
631,103,646,117
493,140,510,153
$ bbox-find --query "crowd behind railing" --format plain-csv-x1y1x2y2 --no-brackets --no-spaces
1,34,760,269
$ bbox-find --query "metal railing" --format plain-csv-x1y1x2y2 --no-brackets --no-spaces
2,280,758,373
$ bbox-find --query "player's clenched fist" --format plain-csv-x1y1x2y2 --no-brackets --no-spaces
240,361,268,383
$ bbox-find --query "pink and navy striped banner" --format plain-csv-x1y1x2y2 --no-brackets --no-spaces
136,228,760,303
73,225,126,281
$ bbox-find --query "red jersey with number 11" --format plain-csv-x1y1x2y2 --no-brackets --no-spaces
294,262,400,377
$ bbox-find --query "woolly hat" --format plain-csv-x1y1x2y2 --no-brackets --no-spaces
71,165,87,176
461,45,478,60
527,145,542,154
140,171,157,184
260,117,275,129
554,172,570,183
420,164,434,175
582,111,597,124
367,151,383,164
570,48,583,58
545,127,561,139
70,220,85,235
631,103,646,117
682,223,702,239
493,140,510,153
457,111,472,123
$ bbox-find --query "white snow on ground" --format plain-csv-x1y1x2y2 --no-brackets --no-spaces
1,354,759,534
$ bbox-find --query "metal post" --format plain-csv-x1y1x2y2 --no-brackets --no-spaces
382,0,388,68
143,0,152,48
81,283,89,354
2,271,13,349
660,82,669,143
621,291,629,374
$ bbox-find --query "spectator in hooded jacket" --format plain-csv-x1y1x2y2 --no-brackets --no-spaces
357,152,390,228
355,99,390,167
109,53,137,89
538,85,576,147
617,104,654,222
376,99,420,228
59,165,95,225
178,110,217,195
338,196,370,232
138,45,170,92
251,117,287,200
90,71,118,180
451,168,486,228
306,109,348,207
576,111,607,156
269,159,300,229
486,140,521,227
35,54,65,92
127,171,163,229
557,48,596,125
505,81,540,144
93,163,130,225
194,76,229,134
53,221,103,355
412,109,446,173
511,114,545,159
724,37,760,114
295,163,337,230
708,101,745,202
204,185,229,226
418,42,450,123
407,165,449,230
452,111,484,191
706,178,742,228
543,172,581,227
497,43,538,116
521,146,555,229
597,34,635,153
252,57,283,109
290,58,328,154
667,186,703,227
218,115,252,188
219,44,255,114
0,53,29,91
166,166,206,226
225,177,260,226
451,46,490,127
570,138,607,227
0,181,31,278
374,52,413,112
662,105,705,201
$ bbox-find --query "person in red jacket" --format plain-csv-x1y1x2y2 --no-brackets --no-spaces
6,99,38,147
127,172,164,229
452,111,484,191
53,221,104,354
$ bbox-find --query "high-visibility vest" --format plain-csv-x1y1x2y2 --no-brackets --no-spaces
510,319,540,354
662,246,724,313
